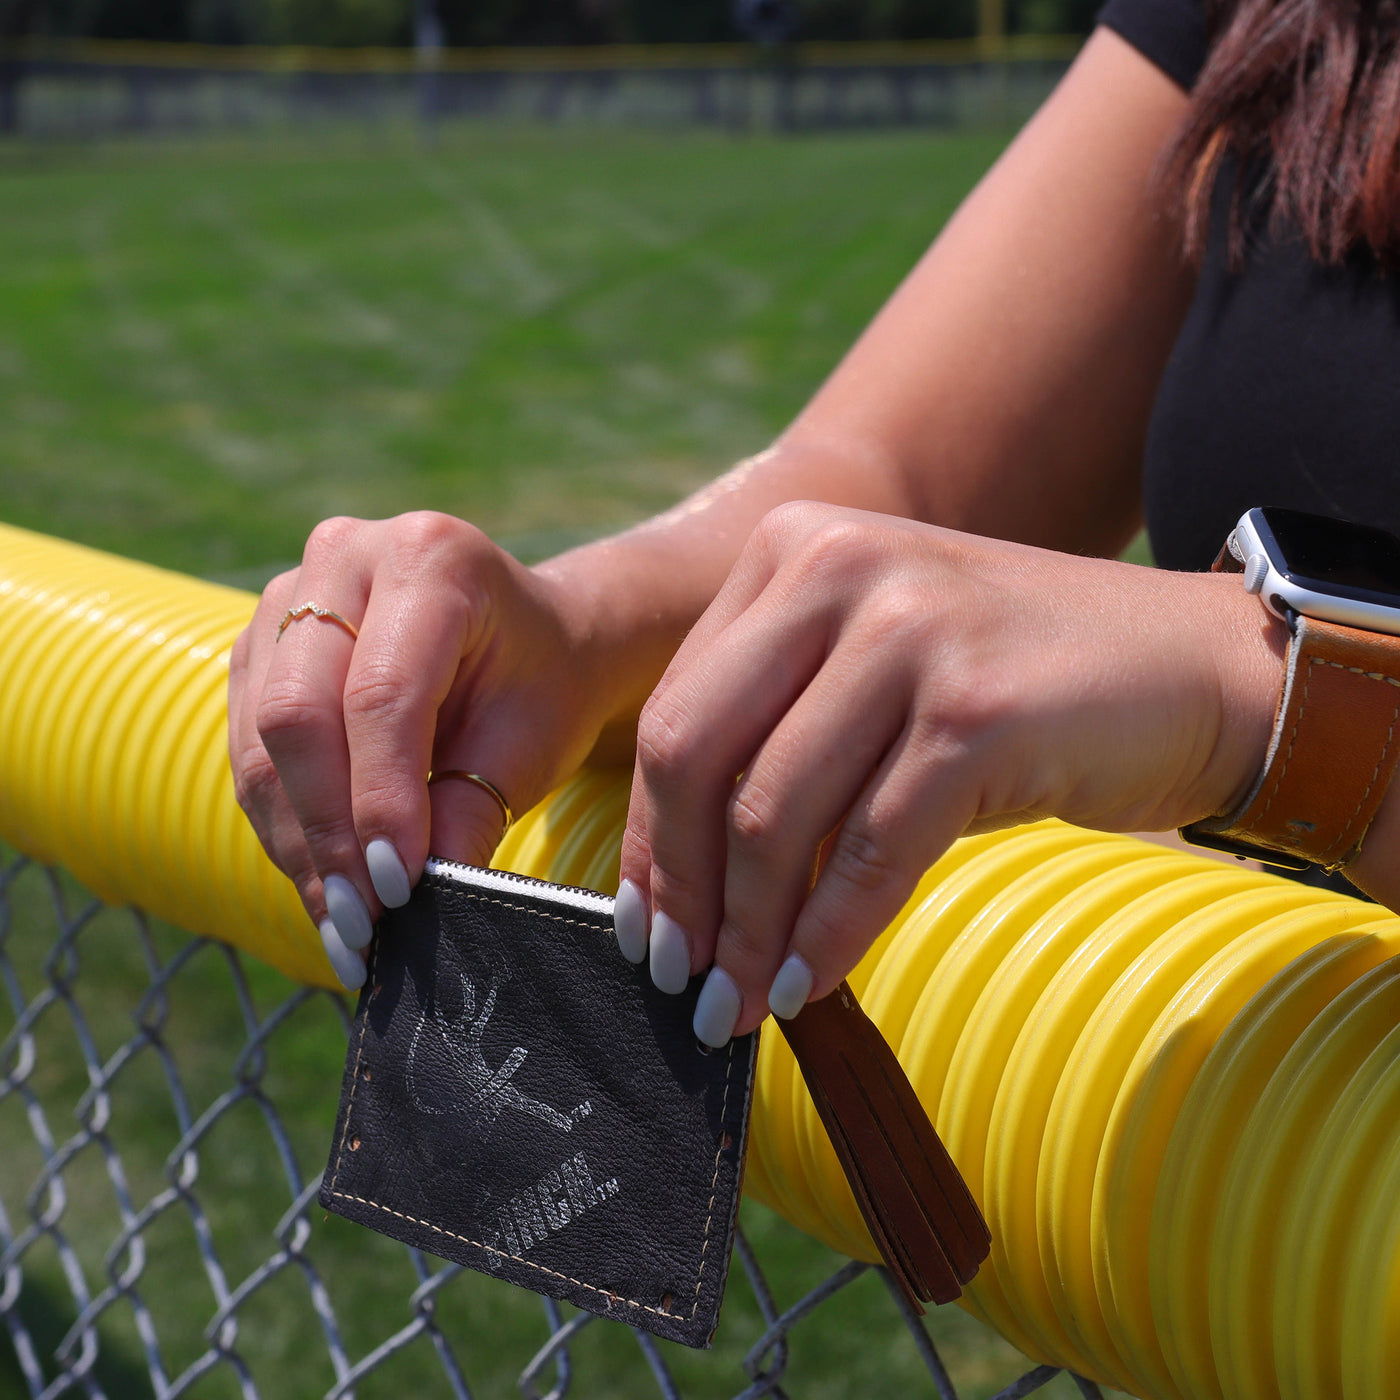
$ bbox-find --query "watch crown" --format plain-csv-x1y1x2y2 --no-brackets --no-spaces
1243,553,1269,594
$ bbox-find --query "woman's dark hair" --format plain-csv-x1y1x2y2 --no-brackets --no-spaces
1167,0,1400,264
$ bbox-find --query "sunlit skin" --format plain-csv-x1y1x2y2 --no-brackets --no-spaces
228,28,1400,1029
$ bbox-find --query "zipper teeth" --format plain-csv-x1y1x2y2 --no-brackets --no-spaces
423,858,612,909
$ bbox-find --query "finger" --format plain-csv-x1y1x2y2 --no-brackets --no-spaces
340,518,491,901
623,590,831,996
231,664,368,994
255,524,374,951
615,501,852,983
783,727,978,1019
427,765,515,868
693,646,910,1045
230,570,331,919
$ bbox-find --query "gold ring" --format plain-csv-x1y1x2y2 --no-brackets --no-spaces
428,770,514,831
276,602,360,643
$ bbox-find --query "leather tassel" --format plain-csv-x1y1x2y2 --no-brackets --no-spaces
777,980,991,1311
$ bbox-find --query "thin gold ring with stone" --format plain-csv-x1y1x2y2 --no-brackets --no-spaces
276,602,360,644
427,770,514,832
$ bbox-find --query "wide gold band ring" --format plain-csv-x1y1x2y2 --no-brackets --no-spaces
276,602,360,644
427,769,514,831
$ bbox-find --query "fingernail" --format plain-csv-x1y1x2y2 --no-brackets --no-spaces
366,838,412,909
320,918,367,991
649,910,692,994
693,966,742,1048
323,874,373,951
768,953,814,1020
614,878,649,964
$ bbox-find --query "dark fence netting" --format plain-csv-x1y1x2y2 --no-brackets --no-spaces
0,49,1073,140
0,841,1105,1400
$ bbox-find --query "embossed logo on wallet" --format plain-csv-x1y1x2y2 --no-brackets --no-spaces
321,862,758,1349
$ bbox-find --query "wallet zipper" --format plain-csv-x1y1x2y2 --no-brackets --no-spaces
422,858,615,917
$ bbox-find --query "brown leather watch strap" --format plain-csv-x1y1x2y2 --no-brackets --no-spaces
1186,615,1400,870
778,982,990,1310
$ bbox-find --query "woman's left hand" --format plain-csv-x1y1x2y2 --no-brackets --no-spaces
615,501,1289,1046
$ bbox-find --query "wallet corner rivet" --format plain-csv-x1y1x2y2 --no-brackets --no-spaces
719,1131,733,1151
660,1292,675,1312
361,1067,372,1081
350,1135,361,1151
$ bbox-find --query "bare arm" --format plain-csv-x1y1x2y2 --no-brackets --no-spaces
543,26,1197,754
230,28,1202,984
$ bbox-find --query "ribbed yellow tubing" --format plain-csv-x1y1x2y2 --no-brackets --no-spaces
7,520,1400,1398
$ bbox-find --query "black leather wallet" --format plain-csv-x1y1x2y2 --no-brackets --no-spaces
320,861,759,1348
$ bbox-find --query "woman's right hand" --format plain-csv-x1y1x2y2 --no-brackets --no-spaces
227,511,612,988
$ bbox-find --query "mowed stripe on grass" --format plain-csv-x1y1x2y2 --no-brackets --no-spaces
0,127,1003,583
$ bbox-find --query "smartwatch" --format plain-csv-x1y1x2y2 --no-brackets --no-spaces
1179,507,1400,872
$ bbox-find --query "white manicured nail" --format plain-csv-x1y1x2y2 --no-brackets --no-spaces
320,918,367,991
366,839,412,909
323,874,373,951
649,911,692,994
614,878,649,964
768,953,814,1020
693,967,742,1048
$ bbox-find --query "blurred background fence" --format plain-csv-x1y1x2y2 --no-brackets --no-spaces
0,38,1076,139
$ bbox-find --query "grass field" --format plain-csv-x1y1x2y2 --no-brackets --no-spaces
0,124,1008,582
0,124,1123,1399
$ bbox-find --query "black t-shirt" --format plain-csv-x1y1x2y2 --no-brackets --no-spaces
1097,0,1400,572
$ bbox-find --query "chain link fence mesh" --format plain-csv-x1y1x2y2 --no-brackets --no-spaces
0,841,1105,1400
2,48,1073,140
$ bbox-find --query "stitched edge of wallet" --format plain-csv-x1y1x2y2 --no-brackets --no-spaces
325,878,753,1325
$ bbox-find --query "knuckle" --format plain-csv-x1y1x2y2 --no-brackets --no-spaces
304,515,361,559
231,745,284,817
387,509,478,558
750,500,835,558
727,782,782,855
861,590,923,644
298,811,355,853
714,913,770,976
228,627,250,673
254,679,331,754
827,823,902,896
646,861,708,917
342,658,416,728
801,515,885,575
911,671,1006,756
756,498,823,539
635,696,701,790
261,567,298,604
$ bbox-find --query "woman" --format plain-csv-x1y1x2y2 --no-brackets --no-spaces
228,0,1400,1050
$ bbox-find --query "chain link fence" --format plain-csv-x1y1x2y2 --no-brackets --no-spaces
0,840,1108,1400
0,42,1075,140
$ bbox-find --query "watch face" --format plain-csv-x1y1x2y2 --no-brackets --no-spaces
1257,507,1400,604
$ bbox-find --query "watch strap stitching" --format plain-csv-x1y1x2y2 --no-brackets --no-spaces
1316,692,1400,867
1226,639,1400,868
1238,645,1313,840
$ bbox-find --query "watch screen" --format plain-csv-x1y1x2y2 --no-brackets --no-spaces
1258,507,1400,602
